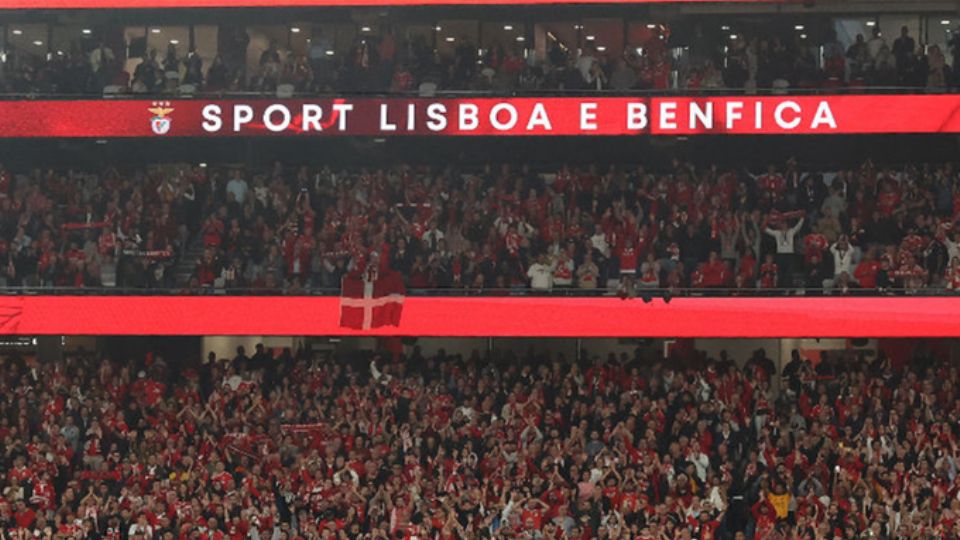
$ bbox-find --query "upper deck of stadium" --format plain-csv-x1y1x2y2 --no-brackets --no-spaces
0,0,954,97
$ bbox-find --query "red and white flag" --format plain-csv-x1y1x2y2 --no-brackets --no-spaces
340,268,405,330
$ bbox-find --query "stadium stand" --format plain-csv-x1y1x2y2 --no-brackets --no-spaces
2,19,958,96
0,341,954,539
2,158,958,295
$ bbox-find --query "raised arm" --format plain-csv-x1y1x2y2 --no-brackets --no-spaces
789,216,805,235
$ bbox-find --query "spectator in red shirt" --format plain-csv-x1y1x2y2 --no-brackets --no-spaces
696,251,731,288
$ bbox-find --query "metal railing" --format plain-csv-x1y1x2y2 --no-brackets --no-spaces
0,85,953,100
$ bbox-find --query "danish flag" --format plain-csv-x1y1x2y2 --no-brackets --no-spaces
339,268,405,330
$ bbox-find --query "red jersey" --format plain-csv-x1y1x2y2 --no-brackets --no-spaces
617,245,638,274
698,260,730,287
803,234,829,263
877,190,901,216
759,262,778,288
854,261,880,289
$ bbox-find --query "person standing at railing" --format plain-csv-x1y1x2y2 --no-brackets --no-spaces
638,253,660,289
946,257,960,291
764,211,804,288
575,253,599,290
926,45,949,90
759,253,778,290
846,34,869,83
730,247,755,289
867,27,887,65
693,251,730,289
892,26,916,86
803,252,830,294
552,250,574,288
526,254,555,292
852,249,879,289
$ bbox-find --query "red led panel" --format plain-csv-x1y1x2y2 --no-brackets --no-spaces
2,296,959,337
0,95,958,138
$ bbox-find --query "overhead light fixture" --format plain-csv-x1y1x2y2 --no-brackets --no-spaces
434,25,442,31
646,24,656,29
361,26,371,32
445,36,455,42
169,39,179,45
942,20,951,25
515,36,525,42
32,40,43,46
586,35,595,41
198,162,207,168
151,28,161,34
503,25,513,31
729,34,738,40
596,46,606,51
12,29,22,35
800,33,808,39
794,24,805,30
291,27,301,33
82,28,92,35
865,21,876,27
721,25,731,31
325,50,335,56
573,24,583,30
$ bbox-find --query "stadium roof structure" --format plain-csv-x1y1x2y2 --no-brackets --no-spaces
0,0,800,8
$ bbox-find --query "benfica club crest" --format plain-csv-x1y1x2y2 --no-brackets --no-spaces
148,101,174,135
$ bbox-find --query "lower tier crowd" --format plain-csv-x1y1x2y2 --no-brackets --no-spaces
0,340,956,539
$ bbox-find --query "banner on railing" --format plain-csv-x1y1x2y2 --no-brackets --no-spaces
3,95,960,137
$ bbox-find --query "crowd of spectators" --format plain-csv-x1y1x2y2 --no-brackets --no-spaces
0,339,957,539
1,156,960,294
720,26,957,92
2,23,959,96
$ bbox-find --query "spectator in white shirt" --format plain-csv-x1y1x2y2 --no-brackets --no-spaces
867,27,887,61
576,46,598,82
422,222,445,252
829,236,855,279
226,170,249,205
941,230,960,263
527,254,556,291
589,224,610,259
765,213,805,287
128,515,153,539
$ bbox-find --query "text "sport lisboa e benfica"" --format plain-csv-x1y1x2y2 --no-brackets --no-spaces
198,98,840,136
